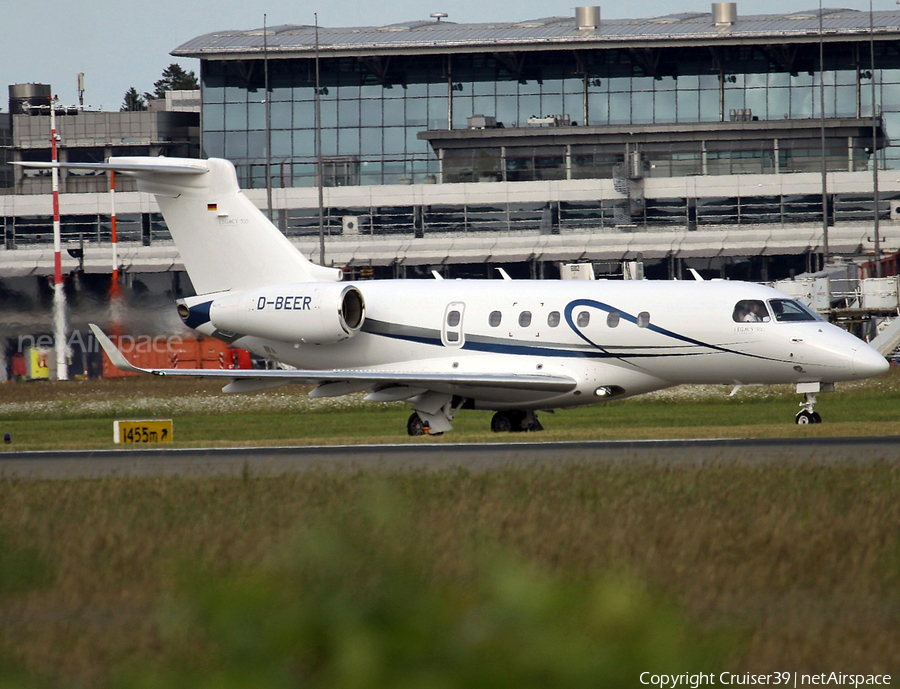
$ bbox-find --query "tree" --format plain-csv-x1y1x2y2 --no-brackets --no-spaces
150,63,199,100
120,87,147,112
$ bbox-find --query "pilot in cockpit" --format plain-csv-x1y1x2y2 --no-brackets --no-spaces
733,299,770,323
743,302,767,322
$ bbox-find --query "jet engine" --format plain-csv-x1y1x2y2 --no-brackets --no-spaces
186,283,365,345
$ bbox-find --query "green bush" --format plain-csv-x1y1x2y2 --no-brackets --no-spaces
120,489,720,689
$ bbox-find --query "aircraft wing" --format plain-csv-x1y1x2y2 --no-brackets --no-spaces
90,325,576,393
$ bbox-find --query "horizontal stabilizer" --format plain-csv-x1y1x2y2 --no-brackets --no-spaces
13,158,209,175
89,325,577,393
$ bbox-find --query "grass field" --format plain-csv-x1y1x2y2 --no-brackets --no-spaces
0,368,899,449
0,372,898,687
0,465,898,687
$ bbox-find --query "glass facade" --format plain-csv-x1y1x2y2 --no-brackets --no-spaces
202,56,448,188
201,42,900,189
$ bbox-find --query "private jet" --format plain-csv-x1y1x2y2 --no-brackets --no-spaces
20,157,889,435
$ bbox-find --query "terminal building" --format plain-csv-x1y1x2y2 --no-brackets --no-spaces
2,4,900,297
170,2,900,282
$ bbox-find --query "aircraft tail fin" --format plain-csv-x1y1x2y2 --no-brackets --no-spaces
16,157,340,294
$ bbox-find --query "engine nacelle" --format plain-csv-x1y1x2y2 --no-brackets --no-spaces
201,283,365,344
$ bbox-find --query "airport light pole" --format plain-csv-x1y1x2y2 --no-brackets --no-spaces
870,0,882,277
264,13,273,223
315,12,325,266
818,0,829,269
50,95,68,380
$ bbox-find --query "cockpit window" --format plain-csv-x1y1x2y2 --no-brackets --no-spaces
732,299,770,323
768,299,820,322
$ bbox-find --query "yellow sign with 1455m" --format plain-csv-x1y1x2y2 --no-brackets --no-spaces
114,420,174,444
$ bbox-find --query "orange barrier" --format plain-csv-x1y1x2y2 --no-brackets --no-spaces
101,336,252,379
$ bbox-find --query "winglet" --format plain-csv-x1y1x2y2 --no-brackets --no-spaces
88,324,152,376
688,268,705,282
496,268,512,281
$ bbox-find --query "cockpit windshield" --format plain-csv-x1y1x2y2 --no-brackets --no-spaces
767,298,821,322
732,299,771,323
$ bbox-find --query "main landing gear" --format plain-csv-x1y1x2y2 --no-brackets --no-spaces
490,410,543,433
407,409,544,436
407,412,443,436
406,394,465,436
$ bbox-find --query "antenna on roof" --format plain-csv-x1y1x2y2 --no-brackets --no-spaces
430,12,448,22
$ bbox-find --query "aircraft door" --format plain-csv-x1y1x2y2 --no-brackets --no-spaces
442,302,466,347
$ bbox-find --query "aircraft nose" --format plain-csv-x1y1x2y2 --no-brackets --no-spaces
853,345,889,378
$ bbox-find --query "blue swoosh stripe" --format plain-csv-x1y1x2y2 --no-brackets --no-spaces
563,298,781,364
359,304,785,365
365,325,727,360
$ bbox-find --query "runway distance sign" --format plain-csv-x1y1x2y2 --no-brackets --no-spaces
114,420,173,444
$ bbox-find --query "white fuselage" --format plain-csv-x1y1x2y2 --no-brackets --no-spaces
28,156,887,428
200,278,885,412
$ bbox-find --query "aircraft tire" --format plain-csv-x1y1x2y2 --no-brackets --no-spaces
407,412,426,436
490,411,514,433
795,410,815,425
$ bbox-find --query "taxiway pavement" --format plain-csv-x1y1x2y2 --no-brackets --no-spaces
0,436,897,480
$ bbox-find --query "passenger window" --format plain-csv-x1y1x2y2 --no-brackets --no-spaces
607,311,620,328
519,311,532,327
637,312,650,328
489,311,502,327
447,310,461,327
576,311,590,327
732,299,771,323
547,311,560,327
768,299,819,322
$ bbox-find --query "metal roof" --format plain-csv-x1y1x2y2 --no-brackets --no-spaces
172,8,900,60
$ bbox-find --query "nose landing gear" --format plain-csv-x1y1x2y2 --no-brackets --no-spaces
794,382,833,425
795,392,822,425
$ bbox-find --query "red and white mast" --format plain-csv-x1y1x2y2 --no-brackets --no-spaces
109,170,119,291
108,169,123,336
50,94,68,380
